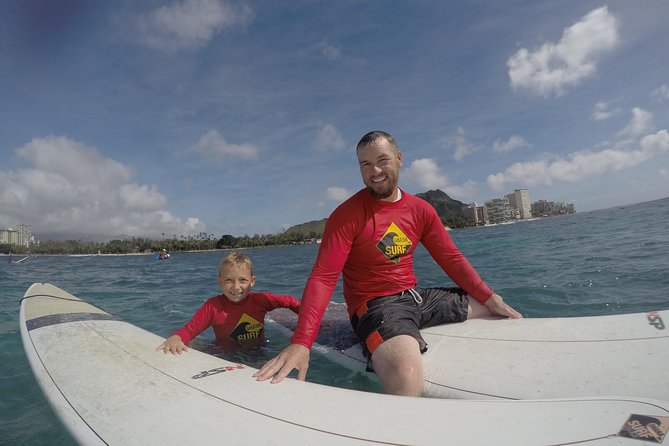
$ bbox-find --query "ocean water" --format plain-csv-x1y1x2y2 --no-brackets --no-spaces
1,197,668,445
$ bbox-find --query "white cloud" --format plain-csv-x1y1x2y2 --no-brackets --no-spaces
591,101,621,121
404,159,447,189
319,41,343,61
493,135,531,153
443,181,477,200
442,127,478,161
641,129,669,157
0,136,204,238
507,6,619,97
651,84,669,102
314,124,346,152
138,0,253,53
17,136,132,185
325,186,351,202
189,129,258,162
487,129,669,190
403,158,477,199
618,107,654,137
119,184,166,211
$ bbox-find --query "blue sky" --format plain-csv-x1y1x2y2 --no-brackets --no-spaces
1,0,667,239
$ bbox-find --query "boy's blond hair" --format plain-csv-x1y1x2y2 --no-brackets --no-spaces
219,251,254,275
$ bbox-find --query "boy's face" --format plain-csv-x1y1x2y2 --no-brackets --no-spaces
218,264,256,303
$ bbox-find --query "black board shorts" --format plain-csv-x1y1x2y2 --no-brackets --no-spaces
350,287,469,372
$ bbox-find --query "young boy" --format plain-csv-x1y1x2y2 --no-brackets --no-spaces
156,252,300,354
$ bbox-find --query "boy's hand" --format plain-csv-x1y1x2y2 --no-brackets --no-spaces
155,335,189,354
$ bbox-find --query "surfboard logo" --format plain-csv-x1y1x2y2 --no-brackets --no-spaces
230,313,264,342
192,365,244,380
647,312,665,330
618,414,669,443
376,222,412,264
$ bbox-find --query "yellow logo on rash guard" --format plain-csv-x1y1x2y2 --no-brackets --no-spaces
229,313,263,342
376,222,412,264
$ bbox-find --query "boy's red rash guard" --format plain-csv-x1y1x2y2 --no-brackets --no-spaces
173,292,300,345
291,189,493,349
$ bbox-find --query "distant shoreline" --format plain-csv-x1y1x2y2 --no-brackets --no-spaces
1,247,304,257
2,250,226,258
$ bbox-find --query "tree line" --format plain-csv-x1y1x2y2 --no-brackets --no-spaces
2,230,322,255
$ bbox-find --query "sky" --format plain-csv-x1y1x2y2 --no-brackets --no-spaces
1,0,668,240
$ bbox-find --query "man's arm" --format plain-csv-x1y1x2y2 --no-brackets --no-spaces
484,293,523,319
254,271,344,382
418,202,522,318
254,343,310,382
255,210,355,383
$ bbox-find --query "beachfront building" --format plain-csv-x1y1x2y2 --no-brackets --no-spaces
478,189,574,225
531,200,575,216
0,228,20,245
0,224,33,247
506,189,532,219
17,224,32,247
484,198,513,224
463,203,488,226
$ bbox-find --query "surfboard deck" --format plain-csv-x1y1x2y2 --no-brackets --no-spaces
20,283,669,445
269,301,669,401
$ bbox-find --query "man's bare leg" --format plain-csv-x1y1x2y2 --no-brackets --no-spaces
467,297,493,319
468,294,522,319
371,335,423,396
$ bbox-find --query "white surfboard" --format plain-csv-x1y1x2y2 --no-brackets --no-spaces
20,283,669,445
269,302,669,401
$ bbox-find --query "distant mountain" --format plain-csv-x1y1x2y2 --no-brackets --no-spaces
285,189,470,237
284,218,327,237
415,189,468,227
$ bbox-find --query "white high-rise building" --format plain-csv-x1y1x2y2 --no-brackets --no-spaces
17,224,32,247
1,224,33,247
506,189,532,219
0,228,20,245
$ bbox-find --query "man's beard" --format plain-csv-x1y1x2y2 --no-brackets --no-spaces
367,178,397,200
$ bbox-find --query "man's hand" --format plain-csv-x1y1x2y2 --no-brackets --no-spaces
254,344,310,383
485,293,523,319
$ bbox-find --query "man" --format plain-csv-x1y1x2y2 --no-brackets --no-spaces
255,130,522,396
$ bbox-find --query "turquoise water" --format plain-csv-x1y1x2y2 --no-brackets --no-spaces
1,197,668,445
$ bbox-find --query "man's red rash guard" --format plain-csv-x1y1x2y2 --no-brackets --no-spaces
291,189,493,349
173,292,299,345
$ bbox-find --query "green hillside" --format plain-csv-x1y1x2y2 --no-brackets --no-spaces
284,189,469,237
284,218,327,238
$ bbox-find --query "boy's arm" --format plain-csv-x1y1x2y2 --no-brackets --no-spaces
155,300,214,353
264,293,301,315
287,295,300,314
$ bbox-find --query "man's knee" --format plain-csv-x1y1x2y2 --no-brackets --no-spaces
371,335,424,396
372,334,420,359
